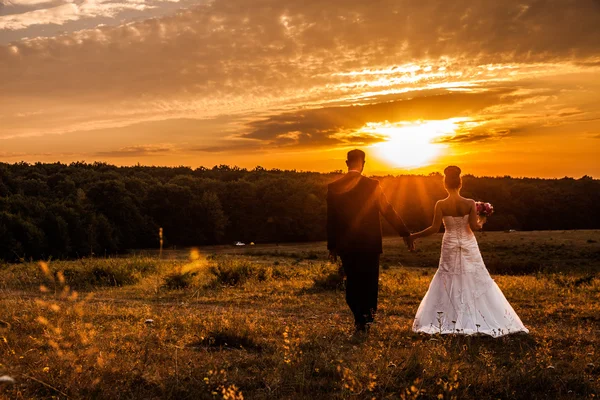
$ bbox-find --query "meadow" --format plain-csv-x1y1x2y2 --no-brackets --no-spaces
1,230,599,399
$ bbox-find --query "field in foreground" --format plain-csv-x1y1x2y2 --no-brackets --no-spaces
1,230,600,399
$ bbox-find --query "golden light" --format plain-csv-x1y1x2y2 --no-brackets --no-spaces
189,247,201,261
366,118,467,168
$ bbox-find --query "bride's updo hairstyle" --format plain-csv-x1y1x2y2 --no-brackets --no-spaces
444,166,462,190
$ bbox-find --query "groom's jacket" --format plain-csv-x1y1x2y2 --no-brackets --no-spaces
327,172,410,255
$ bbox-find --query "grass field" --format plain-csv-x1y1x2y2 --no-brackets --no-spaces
1,230,600,399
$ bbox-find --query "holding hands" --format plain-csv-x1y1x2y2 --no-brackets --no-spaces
404,235,416,252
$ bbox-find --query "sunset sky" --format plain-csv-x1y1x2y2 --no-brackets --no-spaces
1,0,599,177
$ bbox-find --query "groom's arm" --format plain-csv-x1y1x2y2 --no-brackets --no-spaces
376,184,411,237
326,187,337,251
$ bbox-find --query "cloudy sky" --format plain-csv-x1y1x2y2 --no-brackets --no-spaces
1,0,599,177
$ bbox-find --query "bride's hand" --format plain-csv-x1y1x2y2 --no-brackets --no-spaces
478,216,487,228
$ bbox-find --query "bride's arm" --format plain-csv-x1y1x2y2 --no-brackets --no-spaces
468,199,485,231
411,201,443,240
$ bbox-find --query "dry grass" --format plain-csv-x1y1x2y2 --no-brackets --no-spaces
1,230,599,399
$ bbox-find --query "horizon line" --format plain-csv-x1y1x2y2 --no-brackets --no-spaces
1,160,597,181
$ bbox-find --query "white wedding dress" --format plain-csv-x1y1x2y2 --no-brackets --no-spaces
412,215,529,337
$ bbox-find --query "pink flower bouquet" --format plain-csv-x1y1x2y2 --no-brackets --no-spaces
475,201,494,217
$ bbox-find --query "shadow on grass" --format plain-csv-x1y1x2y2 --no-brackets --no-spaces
186,329,265,353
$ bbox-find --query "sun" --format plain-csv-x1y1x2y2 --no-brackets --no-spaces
366,119,465,168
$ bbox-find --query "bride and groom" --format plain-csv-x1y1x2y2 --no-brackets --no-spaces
327,149,528,337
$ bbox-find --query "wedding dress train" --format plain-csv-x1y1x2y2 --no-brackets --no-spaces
412,215,529,337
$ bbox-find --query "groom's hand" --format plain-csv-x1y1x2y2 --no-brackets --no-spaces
329,250,338,263
404,235,416,252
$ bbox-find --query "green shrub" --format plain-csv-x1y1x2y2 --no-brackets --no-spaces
271,267,289,279
71,258,163,287
88,264,139,286
207,259,292,286
162,270,198,290
0,258,168,290
209,259,254,286
312,268,345,291
256,267,272,282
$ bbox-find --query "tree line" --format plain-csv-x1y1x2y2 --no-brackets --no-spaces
0,162,598,261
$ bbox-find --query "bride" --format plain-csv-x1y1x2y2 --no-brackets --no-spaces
409,166,529,337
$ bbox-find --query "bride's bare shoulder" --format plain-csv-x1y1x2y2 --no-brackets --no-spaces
435,197,448,207
434,197,450,213
463,198,477,212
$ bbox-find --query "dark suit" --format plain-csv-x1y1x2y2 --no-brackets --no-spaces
327,171,410,328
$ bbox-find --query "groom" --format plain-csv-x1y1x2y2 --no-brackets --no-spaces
327,149,412,334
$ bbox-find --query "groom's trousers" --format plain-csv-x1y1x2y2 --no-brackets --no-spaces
340,252,380,327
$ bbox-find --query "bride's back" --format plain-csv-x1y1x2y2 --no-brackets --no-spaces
439,195,473,217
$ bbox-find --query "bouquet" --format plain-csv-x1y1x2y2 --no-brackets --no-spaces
475,201,494,218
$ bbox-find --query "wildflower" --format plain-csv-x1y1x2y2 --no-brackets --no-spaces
39,262,51,277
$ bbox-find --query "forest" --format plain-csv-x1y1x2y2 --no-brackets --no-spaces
0,161,598,261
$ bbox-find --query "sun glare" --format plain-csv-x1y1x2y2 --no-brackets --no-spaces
366,119,466,168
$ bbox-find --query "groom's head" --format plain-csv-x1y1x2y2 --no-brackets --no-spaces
346,149,366,173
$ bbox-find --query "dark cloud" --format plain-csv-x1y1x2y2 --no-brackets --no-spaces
434,133,496,144
345,133,387,145
242,89,519,146
94,145,173,157
556,111,586,118
191,146,234,153
191,130,385,152
190,141,262,153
